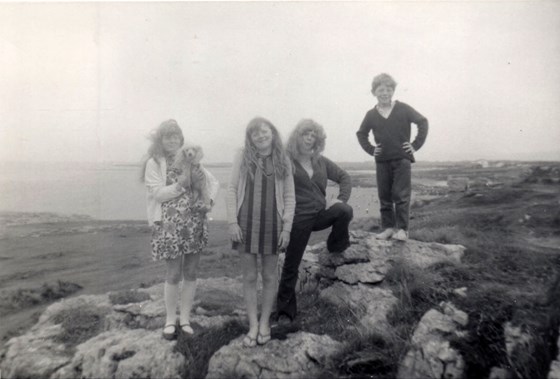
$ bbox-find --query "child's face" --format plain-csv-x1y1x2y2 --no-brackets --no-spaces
372,84,394,106
162,133,182,154
299,129,317,155
250,125,273,152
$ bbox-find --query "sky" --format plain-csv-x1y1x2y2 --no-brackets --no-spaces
1,1,559,164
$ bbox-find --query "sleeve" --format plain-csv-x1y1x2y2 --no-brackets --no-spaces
323,157,352,203
356,112,376,156
144,158,184,203
407,105,429,151
226,149,243,225
200,165,220,201
281,157,295,233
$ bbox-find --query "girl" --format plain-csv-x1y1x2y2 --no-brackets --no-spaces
227,117,295,347
143,119,219,340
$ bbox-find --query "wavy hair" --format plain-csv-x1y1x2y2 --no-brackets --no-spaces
140,119,184,181
285,119,327,164
241,117,290,180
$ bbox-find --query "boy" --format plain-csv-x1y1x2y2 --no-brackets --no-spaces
356,73,428,241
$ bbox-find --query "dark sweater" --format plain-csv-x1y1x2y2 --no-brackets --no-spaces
292,156,352,219
356,101,428,163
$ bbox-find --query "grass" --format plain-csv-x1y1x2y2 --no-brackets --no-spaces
0,280,82,314
175,319,246,379
52,305,107,347
109,289,151,305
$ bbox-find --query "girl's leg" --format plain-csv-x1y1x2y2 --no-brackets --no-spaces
259,253,279,339
164,257,182,330
179,253,201,331
241,252,259,343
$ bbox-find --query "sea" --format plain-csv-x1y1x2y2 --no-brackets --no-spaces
0,162,385,222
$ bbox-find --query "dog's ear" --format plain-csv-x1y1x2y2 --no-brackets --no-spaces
194,145,204,163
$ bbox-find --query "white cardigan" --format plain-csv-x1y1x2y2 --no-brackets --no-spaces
144,156,220,226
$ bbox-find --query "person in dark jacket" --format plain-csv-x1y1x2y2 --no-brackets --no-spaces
276,119,353,322
356,73,428,241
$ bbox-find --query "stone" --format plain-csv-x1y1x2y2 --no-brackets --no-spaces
51,329,185,379
206,331,342,379
504,322,532,358
397,302,468,379
334,260,387,284
320,281,397,330
548,327,560,379
490,367,513,379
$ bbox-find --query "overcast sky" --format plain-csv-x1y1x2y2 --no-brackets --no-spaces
1,1,559,164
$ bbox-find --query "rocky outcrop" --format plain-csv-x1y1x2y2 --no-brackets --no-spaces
397,302,469,379
0,277,245,379
206,331,342,379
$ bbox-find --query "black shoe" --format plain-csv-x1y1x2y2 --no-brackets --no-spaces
329,242,350,254
278,314,293,326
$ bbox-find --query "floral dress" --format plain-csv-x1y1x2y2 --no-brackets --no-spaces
151,156,209,261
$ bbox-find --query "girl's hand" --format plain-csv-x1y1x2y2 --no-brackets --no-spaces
228,223,243,243
374,145,383,157
278,231,290,251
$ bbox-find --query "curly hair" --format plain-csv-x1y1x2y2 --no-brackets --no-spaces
285,119,327,164
140,119,184,181
241,117,290,180
371,73,397,92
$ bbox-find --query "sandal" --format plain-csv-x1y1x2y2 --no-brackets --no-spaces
162,323,177,340
180,322,194,335
242,334,257,348
257,333,271,345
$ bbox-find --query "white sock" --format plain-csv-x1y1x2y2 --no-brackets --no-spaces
180,280,197,325
164,282,179,325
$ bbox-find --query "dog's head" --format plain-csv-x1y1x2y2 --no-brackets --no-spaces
179,144,204,165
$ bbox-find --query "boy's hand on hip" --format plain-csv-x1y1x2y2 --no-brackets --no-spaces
278,231,290,251
402,142,415,154
374,145,383,156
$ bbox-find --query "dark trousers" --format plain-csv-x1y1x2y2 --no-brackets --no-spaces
276,202,353,320
376,159,411,230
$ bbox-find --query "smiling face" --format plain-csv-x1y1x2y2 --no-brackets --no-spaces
298,129,317,156
162,133,182,155
250,124,273,154
372,83,395,107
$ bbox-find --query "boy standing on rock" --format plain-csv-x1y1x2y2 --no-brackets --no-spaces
356,73,428,241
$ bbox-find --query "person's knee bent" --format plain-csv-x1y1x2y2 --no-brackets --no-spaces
334,202,353,221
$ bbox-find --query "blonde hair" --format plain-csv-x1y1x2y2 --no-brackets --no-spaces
241,117,290,180
371,73,397,92
285,119,327,163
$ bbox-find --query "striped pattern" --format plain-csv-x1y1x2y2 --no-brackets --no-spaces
237,156,281,255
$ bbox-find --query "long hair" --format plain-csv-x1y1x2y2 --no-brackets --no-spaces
140,119,184,181
285,119,327,164
241,117,290,180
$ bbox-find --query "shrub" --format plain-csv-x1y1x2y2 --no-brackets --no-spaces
1,280,82,313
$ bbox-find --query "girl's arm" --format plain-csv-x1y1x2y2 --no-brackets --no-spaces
145,158,184,203
323,157,352,202
200,165,220,202
281,157,296,234
226,149,243,225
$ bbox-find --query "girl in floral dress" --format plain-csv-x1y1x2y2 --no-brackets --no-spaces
143,119,219,340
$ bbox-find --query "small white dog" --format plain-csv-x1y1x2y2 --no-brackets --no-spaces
172,144,211,212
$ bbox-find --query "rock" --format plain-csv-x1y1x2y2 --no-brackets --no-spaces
397,302,468,379
453,287,468,298
320,281,397,330
548,327,560,379
206,331,342,379
334,260,387,284
490,366,513,379
447,176,469,192
504,322,532,358
51,329,185,379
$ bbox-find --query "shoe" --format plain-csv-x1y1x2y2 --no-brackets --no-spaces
376,228,395,240
180,322,194,335
278,314,293,327
242,334,257,348
162,323,177,340
257,333,271,345
392,229,408,241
